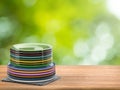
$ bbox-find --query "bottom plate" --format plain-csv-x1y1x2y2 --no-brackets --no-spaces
8,75,56,83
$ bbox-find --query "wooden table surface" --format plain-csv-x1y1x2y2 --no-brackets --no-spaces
1,65,120,90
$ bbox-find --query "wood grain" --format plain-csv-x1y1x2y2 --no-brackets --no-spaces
1,65,120,90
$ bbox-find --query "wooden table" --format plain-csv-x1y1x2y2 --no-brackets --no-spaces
1,65,120,90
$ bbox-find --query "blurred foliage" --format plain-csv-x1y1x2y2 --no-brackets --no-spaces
0,0,120,65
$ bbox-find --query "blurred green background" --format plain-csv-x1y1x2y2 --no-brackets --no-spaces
0,0,120,65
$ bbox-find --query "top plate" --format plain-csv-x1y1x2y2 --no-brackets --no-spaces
11,43,52,51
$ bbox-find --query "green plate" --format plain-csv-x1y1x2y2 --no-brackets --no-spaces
11,43,52,52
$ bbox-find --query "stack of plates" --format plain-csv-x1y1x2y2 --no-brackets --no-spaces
7,43,56,82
